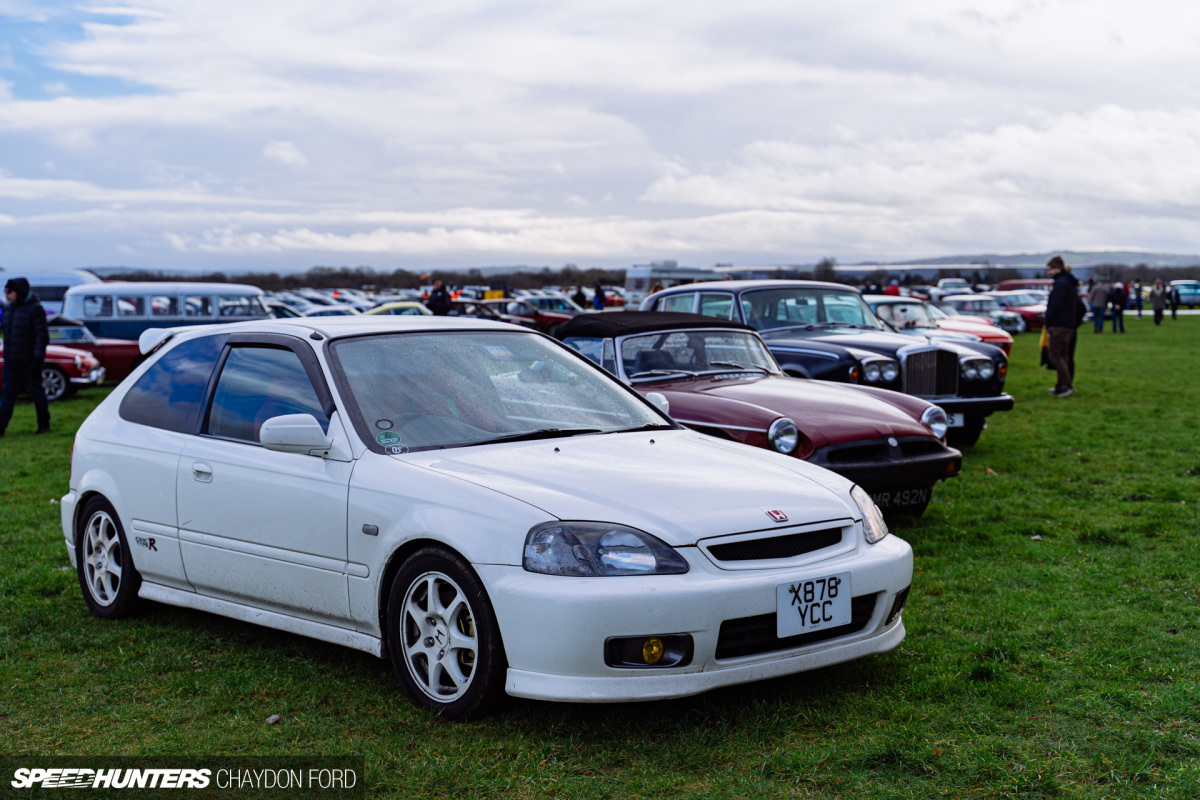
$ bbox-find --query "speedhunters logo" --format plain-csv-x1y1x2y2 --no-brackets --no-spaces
3,757,362,797
11,768,210,789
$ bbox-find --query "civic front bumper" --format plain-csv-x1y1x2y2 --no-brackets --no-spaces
476,533,913,703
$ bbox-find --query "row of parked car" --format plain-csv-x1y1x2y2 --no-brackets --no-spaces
44,277,1032,719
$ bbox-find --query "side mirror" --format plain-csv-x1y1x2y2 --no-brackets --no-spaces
260,414,334,456
644,392,670,416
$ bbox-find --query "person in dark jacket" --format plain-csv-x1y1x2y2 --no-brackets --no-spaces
0,277,51,435
1109,281,1126,333
426,279,452,316
592,283,606,311
1043,257,1078,397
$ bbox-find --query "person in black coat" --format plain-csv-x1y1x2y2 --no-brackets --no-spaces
1,277,51,435
426,279,452,316
1043,257,1079,397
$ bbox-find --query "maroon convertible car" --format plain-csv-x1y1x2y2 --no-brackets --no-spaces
557,312,963,518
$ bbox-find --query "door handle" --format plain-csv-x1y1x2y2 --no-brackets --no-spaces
192,462,213,483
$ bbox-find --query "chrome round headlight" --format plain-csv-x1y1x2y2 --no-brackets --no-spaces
977,360,995,380
961,360,979,380
920,406,949,439
863,362,881,382
768,417,800,454
880,361,899,382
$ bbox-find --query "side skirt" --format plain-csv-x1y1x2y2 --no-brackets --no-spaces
138,582,384,658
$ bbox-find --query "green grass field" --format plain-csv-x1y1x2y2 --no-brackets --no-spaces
2,316,1198,799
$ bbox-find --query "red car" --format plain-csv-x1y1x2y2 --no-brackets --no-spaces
866,296,1014,355
556,312,962,517
46,315,143,382
981,290,1046,330
481,298,577,334
0,342,105,402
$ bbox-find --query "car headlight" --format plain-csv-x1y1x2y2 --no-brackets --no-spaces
863,362,881,382
880,361,899,382
74,354,84,369
920,406,949,439
961,358,993,380
850,485,890,544
768,417,799,454
523,522,689,576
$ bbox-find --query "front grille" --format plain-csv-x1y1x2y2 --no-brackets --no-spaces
903,349,959,397
707,528,842,562
898,439,942,456
827,443,887,463
715,593,880,659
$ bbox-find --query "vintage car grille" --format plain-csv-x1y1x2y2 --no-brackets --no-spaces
903,349,959,397
715,592,880,659
825,437,944,464
706,528,842,562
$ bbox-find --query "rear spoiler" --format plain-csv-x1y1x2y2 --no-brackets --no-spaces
138,328,177,355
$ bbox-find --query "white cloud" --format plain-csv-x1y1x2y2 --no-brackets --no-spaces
5,1,1200,269
262,140,308,168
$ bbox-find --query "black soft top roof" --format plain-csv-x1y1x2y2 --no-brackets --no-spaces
555,311,752,339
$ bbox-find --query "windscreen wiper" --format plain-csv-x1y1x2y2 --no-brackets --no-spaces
607,422,677,434
708,361,770,374
480,428,602,445
628,369,698,380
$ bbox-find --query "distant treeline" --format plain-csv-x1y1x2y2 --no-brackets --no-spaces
103,265,628,292
101,261,1200,292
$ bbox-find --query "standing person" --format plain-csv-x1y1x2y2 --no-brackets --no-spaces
1149,279,1167,326
1131,279,1143,319
1169,283,1181,320
1043,257,1079,397
571,286,587,308
1109,281,1126,333
592,283,606,311
1089,280,1109,333
426,279,452,316
884,279,901,296
0,277,51,436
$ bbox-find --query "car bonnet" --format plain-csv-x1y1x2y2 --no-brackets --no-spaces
687,377,933,447
397,430,858,546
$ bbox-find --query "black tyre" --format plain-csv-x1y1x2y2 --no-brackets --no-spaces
76,497,142,618
947,417,985,448
386,547,507,720
41,365,72,402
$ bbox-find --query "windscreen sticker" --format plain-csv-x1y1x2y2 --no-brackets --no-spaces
486,345,514,358
375,419,394,430
376,431,401,446
386,444,409,455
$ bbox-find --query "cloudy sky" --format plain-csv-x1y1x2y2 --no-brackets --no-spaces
2,0,1200,274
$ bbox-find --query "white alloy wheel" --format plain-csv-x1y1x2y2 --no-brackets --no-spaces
83,509,124,606
386,547,506,719
400,570,478,703
76,497,141,618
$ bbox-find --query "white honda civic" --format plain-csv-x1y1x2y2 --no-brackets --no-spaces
62,316,913,719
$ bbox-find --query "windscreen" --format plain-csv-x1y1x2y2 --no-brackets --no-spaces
619,330,779,380
740,288,885,331
329,331,666,452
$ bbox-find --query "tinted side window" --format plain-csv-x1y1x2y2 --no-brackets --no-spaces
119,335,227,433
207,346,329,444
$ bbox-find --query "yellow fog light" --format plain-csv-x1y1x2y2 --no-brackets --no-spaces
642,637,665,665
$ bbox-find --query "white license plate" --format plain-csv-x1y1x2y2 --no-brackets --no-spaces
776,572,851,638
947,412,965,428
